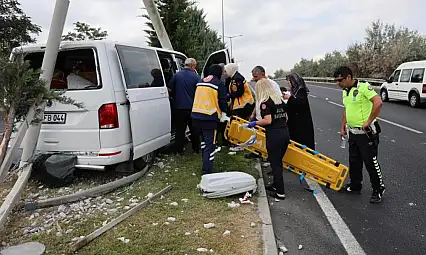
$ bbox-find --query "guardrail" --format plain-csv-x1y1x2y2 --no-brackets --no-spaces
274,77,385,87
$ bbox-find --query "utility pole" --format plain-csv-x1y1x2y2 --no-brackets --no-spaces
142,0,173,50
221,0,225,45
225,34,243,60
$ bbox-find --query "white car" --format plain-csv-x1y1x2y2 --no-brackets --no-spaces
380,60,426,108
12,40,230,172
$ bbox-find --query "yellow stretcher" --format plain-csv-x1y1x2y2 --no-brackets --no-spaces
224,116,348,191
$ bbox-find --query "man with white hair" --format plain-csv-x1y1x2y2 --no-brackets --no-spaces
168,58,201,155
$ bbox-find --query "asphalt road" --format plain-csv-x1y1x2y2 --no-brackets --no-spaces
265,81,426,255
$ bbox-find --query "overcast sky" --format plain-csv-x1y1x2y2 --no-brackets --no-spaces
20,0,426,77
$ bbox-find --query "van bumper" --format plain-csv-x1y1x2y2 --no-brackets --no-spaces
75,143,132,167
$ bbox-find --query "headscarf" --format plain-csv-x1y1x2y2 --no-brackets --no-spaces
224,63,239,78
208,64,223,80
286,73,309,97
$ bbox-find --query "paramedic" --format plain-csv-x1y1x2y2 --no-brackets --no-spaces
247,78,289,200
334,66,385,204
168,58,201,155
224,63,255,120
192,64,228,175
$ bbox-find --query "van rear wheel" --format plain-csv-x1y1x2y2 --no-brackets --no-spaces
134,151,156,171
409,92,420,108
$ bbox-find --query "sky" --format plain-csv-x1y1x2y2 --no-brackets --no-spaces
19,0,426,78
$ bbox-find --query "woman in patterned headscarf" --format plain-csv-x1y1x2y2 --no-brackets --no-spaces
283,73,315,150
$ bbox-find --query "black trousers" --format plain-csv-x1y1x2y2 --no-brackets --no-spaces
348,132,385,190
193,120,218,175
266,127,290,194
174,109,200,154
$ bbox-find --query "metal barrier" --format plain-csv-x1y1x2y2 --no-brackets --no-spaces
273,77,385,87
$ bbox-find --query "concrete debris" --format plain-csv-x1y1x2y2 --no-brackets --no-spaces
157,162,165,169
152,223,159,226
58,205,67,213
185,232,191,236
163,222,170,225
181,198,189,203
227,201,240,208
203,223,215,229
298,244,303,250
228,152,236,155
222,230,231,236
250,222,256,227
145,193,154,199
117,237,130,243
167,217,176,222
279,245,288,253
196,248,211,252
409,202,415,206
169,202,178,206
105,199,114,204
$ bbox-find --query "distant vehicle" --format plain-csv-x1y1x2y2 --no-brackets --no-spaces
380,60,426,108
11,40,231,172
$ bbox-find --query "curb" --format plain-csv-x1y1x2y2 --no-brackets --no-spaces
255,162,278,255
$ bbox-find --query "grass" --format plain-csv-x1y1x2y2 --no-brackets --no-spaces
0,147,262,255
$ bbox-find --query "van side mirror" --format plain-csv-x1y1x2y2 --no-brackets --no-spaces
386,78,392,83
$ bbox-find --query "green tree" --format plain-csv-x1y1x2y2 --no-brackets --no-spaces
272,69,289,79
0,0,41,55
143,1,225,72
62,21,108,41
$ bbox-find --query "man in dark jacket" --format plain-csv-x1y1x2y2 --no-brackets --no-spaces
168,58,200,155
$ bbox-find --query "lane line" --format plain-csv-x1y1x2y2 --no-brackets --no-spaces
326,101,423,134
307,180,367,255
308,84,342,91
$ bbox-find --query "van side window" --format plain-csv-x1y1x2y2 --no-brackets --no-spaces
410,68,425,83
392,70,401,82
157,51,177,86
24,48,101,90
175,55,186,70
116,46,165,89
400,69,412,82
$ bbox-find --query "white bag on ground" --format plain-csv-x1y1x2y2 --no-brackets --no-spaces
199,172,257,198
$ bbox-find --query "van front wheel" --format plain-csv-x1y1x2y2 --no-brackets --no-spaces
380,89,389,102
409,92,420,108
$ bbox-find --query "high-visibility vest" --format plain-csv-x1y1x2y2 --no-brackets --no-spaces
229,79,254,110
192,80,222,119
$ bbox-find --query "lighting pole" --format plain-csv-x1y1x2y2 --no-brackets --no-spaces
221,0,225,45
225,34,243,60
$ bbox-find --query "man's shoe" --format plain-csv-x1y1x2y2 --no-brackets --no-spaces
370,187,385,204
340,184,362,194
265,183,276,192
268,191,286,200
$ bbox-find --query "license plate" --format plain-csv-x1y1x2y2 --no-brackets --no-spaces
43,113,66,124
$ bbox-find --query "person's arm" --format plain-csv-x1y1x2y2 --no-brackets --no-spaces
167,74,176,95
360,83,382,129
228,77,245,98
256,115,272,126
218,81,228,114
341,109,347,137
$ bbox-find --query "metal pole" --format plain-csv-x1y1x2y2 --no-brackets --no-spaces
142,0,173,50
221,0,225,45
230,38,233,60
19,0,70,167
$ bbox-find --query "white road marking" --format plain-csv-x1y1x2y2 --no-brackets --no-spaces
309,95,317,98
327,101,423,134
307,180,367,255
308,84,342,91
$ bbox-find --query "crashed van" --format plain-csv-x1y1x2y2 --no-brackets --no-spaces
12,40,230,172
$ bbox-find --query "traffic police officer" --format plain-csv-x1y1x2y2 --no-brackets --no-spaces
247,78,289,200
192,64,228,175
334,66,385,204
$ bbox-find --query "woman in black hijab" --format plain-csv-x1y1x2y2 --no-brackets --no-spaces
283,73,315,150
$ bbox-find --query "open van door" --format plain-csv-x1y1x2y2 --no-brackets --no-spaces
202,49,231,78
115,45,171,160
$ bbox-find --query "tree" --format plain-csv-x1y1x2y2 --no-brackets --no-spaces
272,69,289,79
62,21,108,41
143,1,225,72
0,0,41,55
0,52,83,167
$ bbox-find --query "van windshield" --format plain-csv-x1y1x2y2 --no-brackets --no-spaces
24,48,101,90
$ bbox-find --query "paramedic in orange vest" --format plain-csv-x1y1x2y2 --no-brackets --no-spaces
224,63,255,120
192,64,229,175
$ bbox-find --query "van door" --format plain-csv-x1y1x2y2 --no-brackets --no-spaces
398,69,413,100
201,49,231,78
387,69,401,100
115,45,171,160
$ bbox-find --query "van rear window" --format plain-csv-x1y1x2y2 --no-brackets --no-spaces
24,48,101,90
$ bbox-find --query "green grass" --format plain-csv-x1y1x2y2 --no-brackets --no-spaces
0,148,262,255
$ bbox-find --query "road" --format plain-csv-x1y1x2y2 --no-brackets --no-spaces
264,81,426,254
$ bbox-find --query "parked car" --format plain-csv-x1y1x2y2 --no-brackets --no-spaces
380,60,426,108
12,40,231,172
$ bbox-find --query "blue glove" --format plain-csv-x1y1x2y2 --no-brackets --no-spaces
247,121,257,128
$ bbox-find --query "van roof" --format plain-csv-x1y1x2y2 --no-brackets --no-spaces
13,39,187,57
398,60,426,68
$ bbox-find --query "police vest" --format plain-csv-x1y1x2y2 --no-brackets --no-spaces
342,80,378,128
192,79,222,119
229,79,254,110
